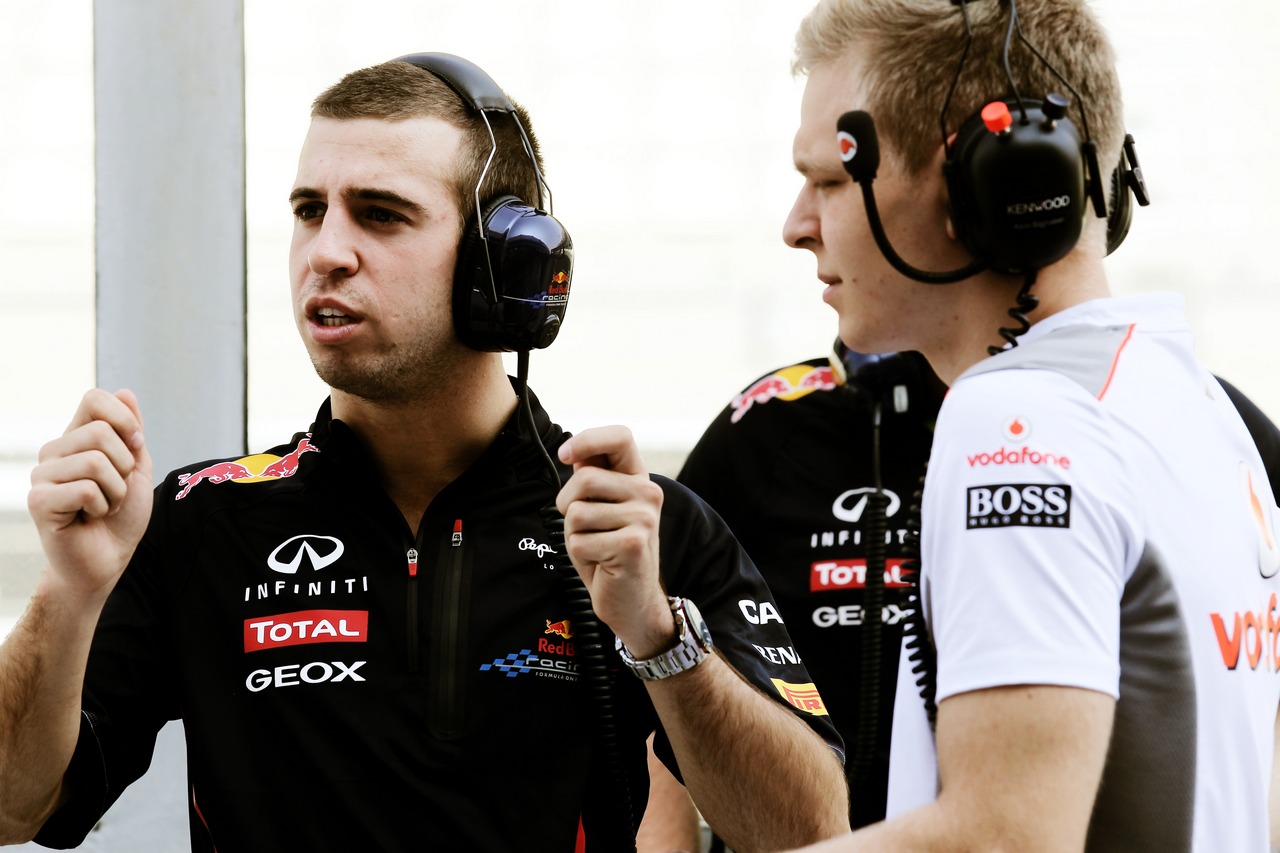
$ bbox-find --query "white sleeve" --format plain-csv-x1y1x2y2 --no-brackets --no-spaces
921,369,1142,703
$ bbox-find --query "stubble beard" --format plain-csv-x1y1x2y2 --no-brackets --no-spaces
309,330,464,406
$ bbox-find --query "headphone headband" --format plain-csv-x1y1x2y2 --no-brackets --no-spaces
394,52,515,114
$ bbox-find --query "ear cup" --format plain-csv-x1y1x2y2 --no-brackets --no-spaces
945,98,1088,274
395,52,576,352
453,195,574,352
1105,159,1133,256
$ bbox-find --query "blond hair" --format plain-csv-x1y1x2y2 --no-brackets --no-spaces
794,0,1122,176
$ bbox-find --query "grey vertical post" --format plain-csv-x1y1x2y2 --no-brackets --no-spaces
85,1,245,850
95,0,248,479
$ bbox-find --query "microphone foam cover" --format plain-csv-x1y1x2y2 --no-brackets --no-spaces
837,111,880,183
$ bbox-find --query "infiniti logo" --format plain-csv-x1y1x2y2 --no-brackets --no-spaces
832,488,901,523
268,535,345,575
519,537,558,559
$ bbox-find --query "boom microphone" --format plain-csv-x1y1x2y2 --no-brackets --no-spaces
837,110,986,285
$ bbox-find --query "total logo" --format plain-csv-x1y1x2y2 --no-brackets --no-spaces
1211,593,1280,673
243,609,368,653
175,435,317,500
730,365,837,423
810,558,915,592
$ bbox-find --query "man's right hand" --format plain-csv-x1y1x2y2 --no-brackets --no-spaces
27,388,153,603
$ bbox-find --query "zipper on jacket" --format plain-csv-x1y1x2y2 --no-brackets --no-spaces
428,518,470,739
406,546,421,672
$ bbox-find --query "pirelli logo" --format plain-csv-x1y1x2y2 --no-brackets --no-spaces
770,678,830,716
967,483,1071,529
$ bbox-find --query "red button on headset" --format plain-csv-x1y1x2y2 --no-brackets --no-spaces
981,101,1013,133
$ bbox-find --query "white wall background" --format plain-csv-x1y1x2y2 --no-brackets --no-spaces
3,0,1280,496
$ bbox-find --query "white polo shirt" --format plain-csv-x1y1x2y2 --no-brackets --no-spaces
887,294,1280,851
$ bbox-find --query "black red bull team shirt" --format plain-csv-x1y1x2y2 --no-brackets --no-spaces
34,390,842,852
678,356,943,829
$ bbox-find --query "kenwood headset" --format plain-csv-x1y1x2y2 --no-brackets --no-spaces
836,0,1150,301
394,52,573,353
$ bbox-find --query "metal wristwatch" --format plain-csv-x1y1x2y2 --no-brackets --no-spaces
616,596,714,681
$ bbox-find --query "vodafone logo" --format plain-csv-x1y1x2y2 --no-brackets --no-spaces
837,130,857,162
1003,417,1031,442
268,535,345,574
1212,593,1280,672
966,446,1069,470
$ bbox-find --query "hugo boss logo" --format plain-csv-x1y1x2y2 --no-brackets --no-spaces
967,483,1071,529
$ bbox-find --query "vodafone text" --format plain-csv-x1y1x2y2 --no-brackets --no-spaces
1211,593,1280,673
967,446,1070,469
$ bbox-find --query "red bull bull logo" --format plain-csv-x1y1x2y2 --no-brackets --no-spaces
175,435,318,500
544,619,573,639
730,365,837,423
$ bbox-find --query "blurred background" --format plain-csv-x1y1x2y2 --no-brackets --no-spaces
5,0,1280,499
1,1,1278,848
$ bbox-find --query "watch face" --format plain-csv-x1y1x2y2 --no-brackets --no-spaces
683,598,714,650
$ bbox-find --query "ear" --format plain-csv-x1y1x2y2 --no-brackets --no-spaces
934,134,960,243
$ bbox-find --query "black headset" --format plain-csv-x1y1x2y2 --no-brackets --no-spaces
838,0,1149,281
394,52,573,352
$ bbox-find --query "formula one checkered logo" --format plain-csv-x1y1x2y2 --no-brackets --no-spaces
770,679,830,716
480,649,539,678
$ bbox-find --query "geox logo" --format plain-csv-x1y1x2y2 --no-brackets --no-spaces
1007,195,1071,216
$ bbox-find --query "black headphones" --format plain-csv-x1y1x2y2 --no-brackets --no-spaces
944,95,1148,274
837,0,1149,282
394,52,573,352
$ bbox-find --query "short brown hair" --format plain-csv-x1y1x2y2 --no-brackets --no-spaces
311,59,545,231
793,0,1122,176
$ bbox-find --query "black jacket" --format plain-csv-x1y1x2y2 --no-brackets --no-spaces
37,390,841,852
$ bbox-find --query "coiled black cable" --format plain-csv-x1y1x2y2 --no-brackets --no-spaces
988,270,1040,356
897,466,938,729
516,352,636,851
850,403,889,787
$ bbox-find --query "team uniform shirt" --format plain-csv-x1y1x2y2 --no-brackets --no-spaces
34,390,841,853
678,356,941,828
886,294,1280,851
